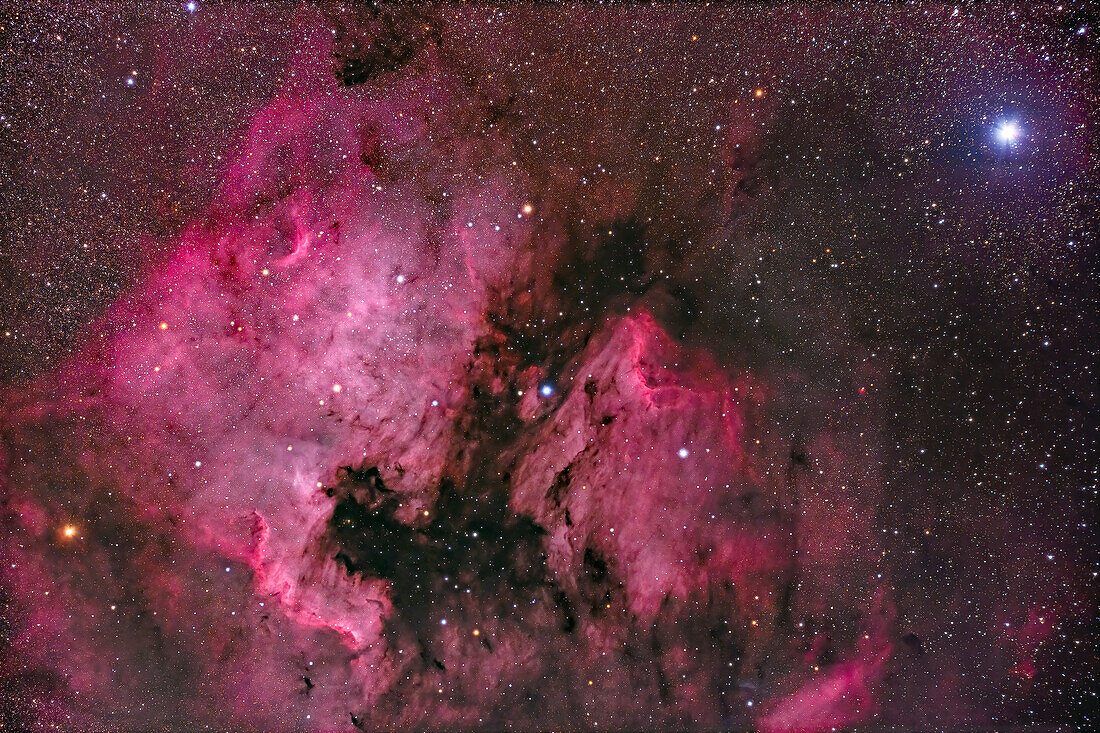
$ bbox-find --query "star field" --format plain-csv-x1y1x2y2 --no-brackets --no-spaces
0,4,1096,732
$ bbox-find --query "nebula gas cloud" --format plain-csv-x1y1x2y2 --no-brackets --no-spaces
0,4,1095,732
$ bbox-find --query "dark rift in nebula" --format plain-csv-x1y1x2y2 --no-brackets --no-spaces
328,5,440,88
319,468,552,641
0,4,1094,732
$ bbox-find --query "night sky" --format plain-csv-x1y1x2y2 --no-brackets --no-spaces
1,4,1096,732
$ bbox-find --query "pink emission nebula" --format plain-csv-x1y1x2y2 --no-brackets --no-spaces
0,4,1095,732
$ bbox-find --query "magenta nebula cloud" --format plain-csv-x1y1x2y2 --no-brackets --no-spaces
1,5,1095,732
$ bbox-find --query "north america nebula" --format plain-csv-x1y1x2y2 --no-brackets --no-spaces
0,4,1096,732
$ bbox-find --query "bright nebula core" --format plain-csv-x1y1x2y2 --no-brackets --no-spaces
1,5,1096,732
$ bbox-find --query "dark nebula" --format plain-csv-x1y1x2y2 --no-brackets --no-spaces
0,4,1096,732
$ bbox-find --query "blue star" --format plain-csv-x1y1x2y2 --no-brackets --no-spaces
994,120,1022,146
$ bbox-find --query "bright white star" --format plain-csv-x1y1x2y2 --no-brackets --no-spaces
994,120,1021,145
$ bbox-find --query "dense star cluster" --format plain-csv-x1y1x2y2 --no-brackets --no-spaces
1,3,1096,732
